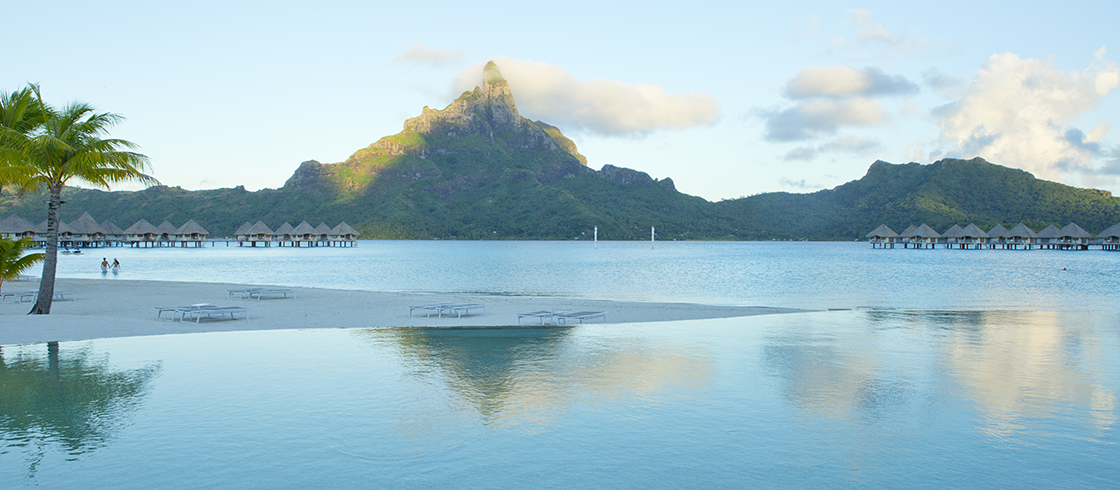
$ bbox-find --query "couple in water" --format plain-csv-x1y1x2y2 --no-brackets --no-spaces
101,258,121,274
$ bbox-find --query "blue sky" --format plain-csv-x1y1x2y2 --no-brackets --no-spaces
5,0,1118,200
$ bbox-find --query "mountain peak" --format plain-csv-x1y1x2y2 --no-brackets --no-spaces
483,60,506,85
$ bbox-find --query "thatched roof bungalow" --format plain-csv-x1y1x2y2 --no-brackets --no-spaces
1099,222,1120,250
69,212,107,242
0,215,37,239
866,224,899,248
273,222,295,241
124,219,160,243
314,223,333,241
901,223,941,248
176,220,209,240
1057,223,1093,249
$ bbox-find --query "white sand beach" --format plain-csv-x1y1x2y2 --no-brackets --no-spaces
0,278,806,345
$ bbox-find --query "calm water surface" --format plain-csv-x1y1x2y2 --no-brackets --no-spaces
53,240,1120,310
2,311,1117,488
5,241,1120,487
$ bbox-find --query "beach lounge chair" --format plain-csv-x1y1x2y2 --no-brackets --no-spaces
516,309,570,325
409,302,456,317
180,306,251,323
554,311,606,324
248,289,295,300
154,303,213,320
437,303,486,318
1,290,74,303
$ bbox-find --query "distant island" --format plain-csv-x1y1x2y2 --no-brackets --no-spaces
2,62,1119,241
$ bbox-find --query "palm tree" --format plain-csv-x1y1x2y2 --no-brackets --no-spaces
1,85,157,314
0,237,44,293
0,87,43,192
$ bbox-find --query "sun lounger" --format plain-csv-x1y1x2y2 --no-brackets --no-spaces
517,309,571,325
437,303,486,318
409,302,456,317
180,306,251,323
554,311,606,324
248,289,295,300
1,290,74,303
154,303,214,320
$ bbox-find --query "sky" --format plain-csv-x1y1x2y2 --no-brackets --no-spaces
4,0,1119,201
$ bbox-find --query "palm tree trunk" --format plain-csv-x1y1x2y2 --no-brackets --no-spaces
29,187,61,314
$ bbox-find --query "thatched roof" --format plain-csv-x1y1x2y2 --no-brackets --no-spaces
1058,222,1093,239
274,222,295,235
332,222,359,237
959,223,989,238
987,224,1009,238
865,224,898,238
100,220,125,235
1006,223,1037,238
902,224,940,238
941,224,964,238
246,221,274,236
1098,222,1120,239
176,220,209,236
0,215,37,234
292,221,316,236
313,223,333,235
69,212,106,235
156,221,179,235
39,220,76,234
124,219,159,235
1036,225,1061,238
900,225,917,236
235,222,253,235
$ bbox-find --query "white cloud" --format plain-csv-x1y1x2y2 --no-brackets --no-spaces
848,9,922,53
933,50,1120,185
762,97,888,142
782,136,881,161
785,66,918,99
394,42,465,66
451,57,721,136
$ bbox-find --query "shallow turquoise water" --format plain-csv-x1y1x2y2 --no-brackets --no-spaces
52,240,1120,310
2,310,1118,488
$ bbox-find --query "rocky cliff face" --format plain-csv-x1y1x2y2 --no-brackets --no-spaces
397,61,568,153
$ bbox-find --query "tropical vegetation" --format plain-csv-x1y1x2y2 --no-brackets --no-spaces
0,237,44,293
0,85,155,314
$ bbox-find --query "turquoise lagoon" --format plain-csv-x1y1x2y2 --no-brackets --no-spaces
3,241,1120,487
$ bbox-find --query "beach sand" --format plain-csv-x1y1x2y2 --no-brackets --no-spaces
0,278,806,345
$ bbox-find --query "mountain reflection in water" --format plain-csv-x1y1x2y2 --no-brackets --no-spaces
764,310,1117,439
0,342,160,475
361,327,714,428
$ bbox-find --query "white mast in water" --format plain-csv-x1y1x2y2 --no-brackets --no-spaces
594,225,598,248
651,226,655,248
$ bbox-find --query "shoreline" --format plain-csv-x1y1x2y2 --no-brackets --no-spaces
0,278,808,346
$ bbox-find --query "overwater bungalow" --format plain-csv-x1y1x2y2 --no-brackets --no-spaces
176,220,210,247
1005,223,1038,250
234,222,253,239
956,223,989,249
155,221,179,242
1056,223,1093,250
100,220,126,244
0,215,37,240
901,224,941,249
314,223,333,244
38,220,78,246
330,222,359,247
291,221,317,246
987,224,1009,249
1099,223,1120,251
69,212,108,247
125,219,161,247
243,221,275,247
273,222,295,245
941,224,964,247
1036,225,1061,249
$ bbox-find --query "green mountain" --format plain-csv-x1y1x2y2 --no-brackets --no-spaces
2,61,1119,240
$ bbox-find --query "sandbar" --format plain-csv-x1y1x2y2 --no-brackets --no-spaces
0,278,806,345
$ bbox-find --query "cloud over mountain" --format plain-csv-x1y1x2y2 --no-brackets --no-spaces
785,66,919,99
451,57,721,136
933,49,1120,186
